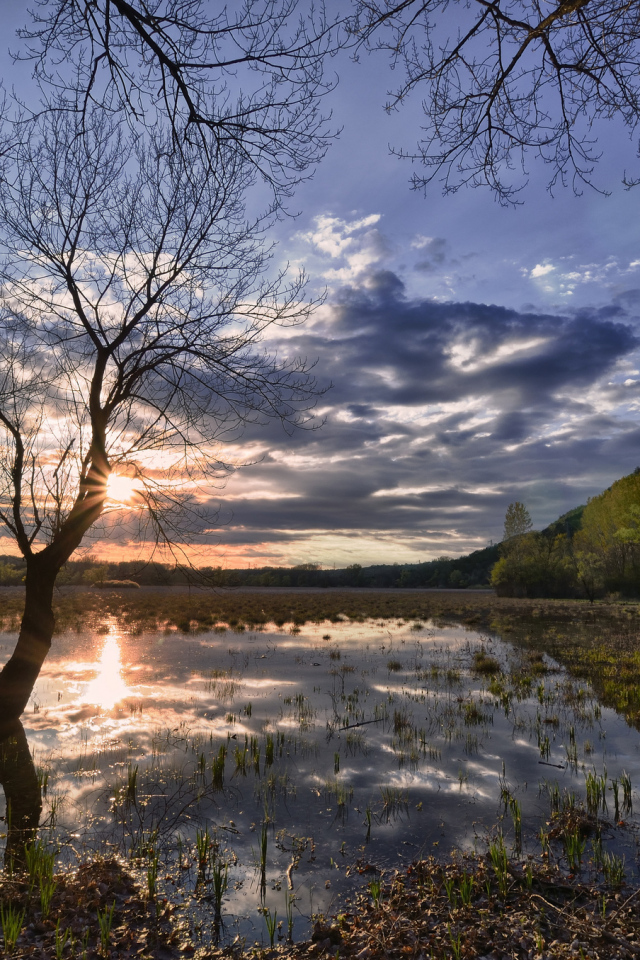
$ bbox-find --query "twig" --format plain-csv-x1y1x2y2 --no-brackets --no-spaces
338,718,385,731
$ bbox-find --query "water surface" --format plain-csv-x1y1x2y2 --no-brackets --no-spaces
2,616,639,948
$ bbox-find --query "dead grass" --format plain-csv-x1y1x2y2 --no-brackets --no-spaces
2,588,640,637
1,857,180,958
291,856,640,960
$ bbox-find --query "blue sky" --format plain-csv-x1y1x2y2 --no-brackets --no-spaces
2,3,640,568
208,38,640,568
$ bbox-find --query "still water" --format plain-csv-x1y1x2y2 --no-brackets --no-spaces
1,617,639,948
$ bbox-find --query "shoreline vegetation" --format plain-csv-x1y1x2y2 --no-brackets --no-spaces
2,844,639,958
3,585,640,633
1,467,640,602
0,551,501,591
0,468,639,602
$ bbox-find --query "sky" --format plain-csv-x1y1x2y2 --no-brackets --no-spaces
2,3,640,569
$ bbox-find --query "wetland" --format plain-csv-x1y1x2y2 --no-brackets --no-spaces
2,589,640,958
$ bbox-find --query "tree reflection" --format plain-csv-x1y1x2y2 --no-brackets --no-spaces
0,720,41,868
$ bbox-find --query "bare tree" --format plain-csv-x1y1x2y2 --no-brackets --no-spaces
0,105,323,720
348,0,640,201
17,0,336,201
18,1,640,202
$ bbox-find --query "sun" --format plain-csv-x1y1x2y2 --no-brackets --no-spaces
106,473,142,503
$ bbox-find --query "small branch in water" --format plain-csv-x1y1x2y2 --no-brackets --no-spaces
338,718,385,731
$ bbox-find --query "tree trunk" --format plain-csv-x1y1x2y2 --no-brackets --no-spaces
0,553,57,722
0,719,42,868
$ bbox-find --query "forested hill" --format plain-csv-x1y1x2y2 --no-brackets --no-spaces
542,505,585,539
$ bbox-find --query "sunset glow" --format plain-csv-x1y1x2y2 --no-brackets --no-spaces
106,473,143,504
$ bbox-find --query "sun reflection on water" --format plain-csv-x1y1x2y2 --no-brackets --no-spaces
83,631,129,709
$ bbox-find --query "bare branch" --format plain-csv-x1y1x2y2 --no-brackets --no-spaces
16,0,339,201
348,0,640,200
0,104,326,567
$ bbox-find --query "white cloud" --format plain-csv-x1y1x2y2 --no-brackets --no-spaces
227,491,302,500
447,336,549,372
530,263,555,278
372,483,504,498
296,213,387,282
411,234,434,250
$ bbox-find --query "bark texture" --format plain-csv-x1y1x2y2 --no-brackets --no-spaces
0,719,42,867
0,555,57,721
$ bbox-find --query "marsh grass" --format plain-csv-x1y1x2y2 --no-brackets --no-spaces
6,587,640,642
336,853,640,960
473,647,500,674
488,834,509,898
379,786,408,822
2,589,640,955
0,902,24,955
601,851,625,887
97,900,116,957
211,858,228,919
54,919,70,960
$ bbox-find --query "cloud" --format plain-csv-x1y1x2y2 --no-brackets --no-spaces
82,266,640,567
187,272,640,565
412,236,448,273
296,213,390,282
530,263,555,278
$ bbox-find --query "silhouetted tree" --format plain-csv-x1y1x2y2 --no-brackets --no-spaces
0,104,323,719
18,0,335,201
16,2,640,202
349,0,640,201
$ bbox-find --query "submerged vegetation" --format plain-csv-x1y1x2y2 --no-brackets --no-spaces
2,598,640,954
3,586,640,637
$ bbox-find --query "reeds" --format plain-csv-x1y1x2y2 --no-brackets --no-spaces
146,848,159,899
212,858,228,918
54,920,70,960
0,902,25,955
488,835,509,898
601,851,625,887
258,821,268,889
585,769,607,815
380,785,408,821
563,828,586,871
264,908,277,946
369,877,382,907
97,901,115,957
211,744,226,790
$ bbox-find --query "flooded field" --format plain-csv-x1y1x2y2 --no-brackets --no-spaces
2,604,640,954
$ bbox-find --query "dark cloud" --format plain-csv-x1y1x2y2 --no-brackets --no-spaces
414,237,448,272
206,273,640,562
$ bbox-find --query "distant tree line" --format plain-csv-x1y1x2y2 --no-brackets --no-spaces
0,547,499,590
491,470,640,600
3,469,639,599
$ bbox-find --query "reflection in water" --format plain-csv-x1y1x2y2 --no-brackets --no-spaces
83,631,129,708
0,720,41,868
13,618,640,947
